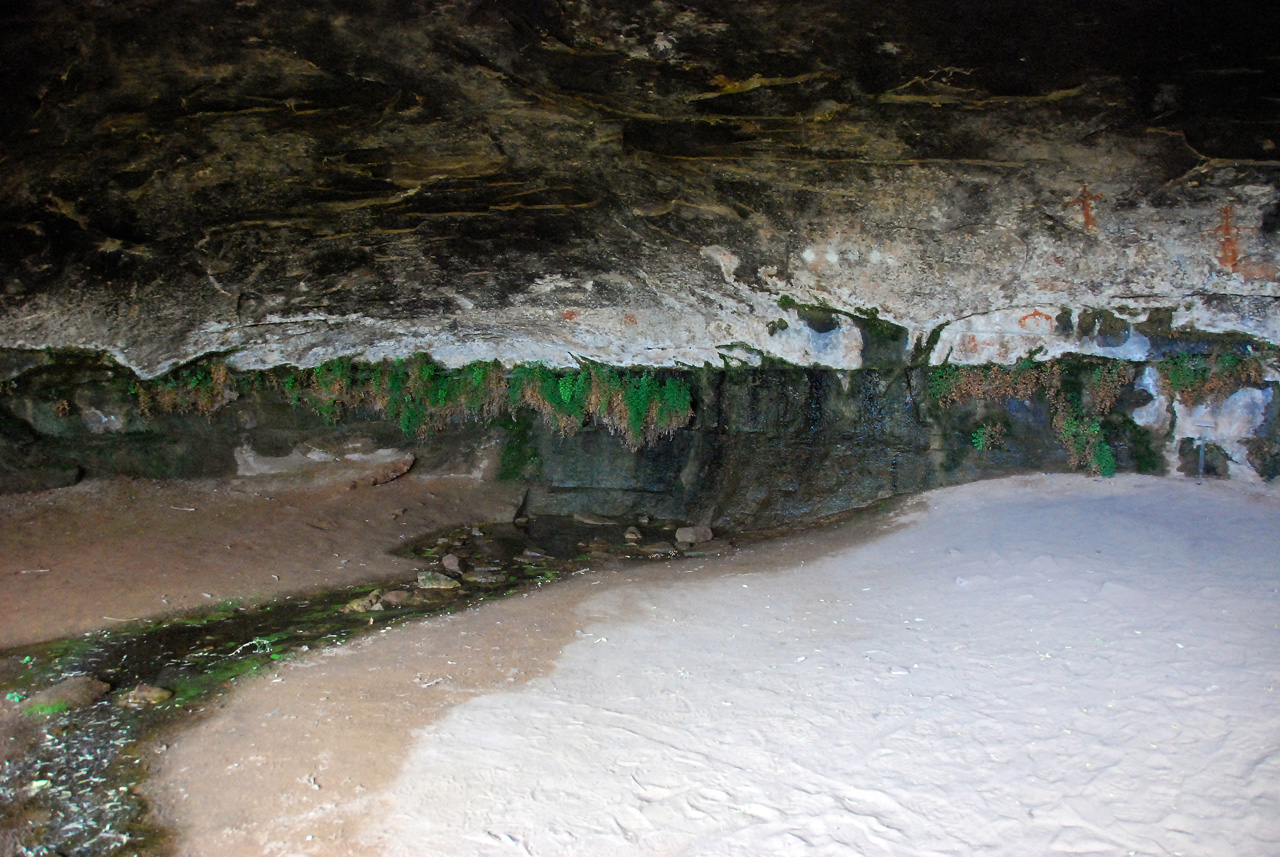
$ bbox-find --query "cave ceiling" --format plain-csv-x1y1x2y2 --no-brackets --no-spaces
1,0,1278,374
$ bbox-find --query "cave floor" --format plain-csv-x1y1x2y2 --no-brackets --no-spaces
127,473,1280,856
0,459,528,651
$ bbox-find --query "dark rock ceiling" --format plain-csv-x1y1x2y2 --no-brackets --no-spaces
0,0,1277,373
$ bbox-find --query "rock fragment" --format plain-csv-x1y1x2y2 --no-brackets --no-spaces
675,525,713,545
379,589,413,607
115,685,173,708
343,589,384,613
417,570,462,590
20,676,110,714
461,568,508,586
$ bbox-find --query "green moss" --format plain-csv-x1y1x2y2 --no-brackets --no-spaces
1160,353,1212,394
971,423,1005,451
931,356,1131,477
1091,438,1117,477
656,377,692,426
911,324,947,366
928,364,962,401
852,306,902,341
497,412,541,481
1124,420,1162,474
41,347,693,455
21,702,70,717
1157,351,1268,405
623,372,660,439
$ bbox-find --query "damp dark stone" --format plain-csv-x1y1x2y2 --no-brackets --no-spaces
1177,438,1231,479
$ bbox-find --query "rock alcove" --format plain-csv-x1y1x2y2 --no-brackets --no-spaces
1,0,1278,513
3,4,1280,855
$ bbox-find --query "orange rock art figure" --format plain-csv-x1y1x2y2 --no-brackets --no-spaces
1064,184,1102,232
1206,204,1246,273
1019,309,1054,329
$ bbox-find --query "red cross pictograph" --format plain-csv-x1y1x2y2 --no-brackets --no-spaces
1064,184,1102,232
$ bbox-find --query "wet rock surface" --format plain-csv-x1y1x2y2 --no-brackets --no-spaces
406,514,735,589
4,350,1277,525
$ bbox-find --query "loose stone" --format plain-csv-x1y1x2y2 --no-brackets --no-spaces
115,685,173,709
416,570,462,590
379,590,413,607
675,526,713,545
342,590,383,613
20,676,110,714
461,569,508,586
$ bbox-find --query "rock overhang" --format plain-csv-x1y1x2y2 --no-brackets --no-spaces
0,0,1276,376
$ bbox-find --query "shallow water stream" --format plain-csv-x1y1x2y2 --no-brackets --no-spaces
0,514,726,856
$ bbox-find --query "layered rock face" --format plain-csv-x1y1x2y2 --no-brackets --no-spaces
2,0,1277,372
1,0,1278,507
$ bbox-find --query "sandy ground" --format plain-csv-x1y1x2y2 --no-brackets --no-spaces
0,451,525,650
147,473,1280,857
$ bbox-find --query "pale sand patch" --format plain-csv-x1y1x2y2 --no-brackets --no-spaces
154,474,1280,856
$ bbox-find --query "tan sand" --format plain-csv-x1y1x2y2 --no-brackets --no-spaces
0,454,524,650
149,474,1280,857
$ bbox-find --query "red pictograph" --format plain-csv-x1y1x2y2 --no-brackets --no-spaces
1019,309,1053,329
1064,184,1102,232
1206,204,1248,273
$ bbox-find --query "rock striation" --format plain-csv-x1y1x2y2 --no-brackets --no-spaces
1,0,1277,376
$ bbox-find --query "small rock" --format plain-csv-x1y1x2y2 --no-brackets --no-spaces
371,453,415,485
115,685,173,709
640,541,677,556
573,512,616,526
675,525,713,545
20,676,110,714
461,569,508,586
624,526,642,541
379,590,413,607
416,570,461,590
440,553,463,573
343,589,383,613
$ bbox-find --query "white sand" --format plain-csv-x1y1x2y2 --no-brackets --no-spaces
156,474,1280,857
